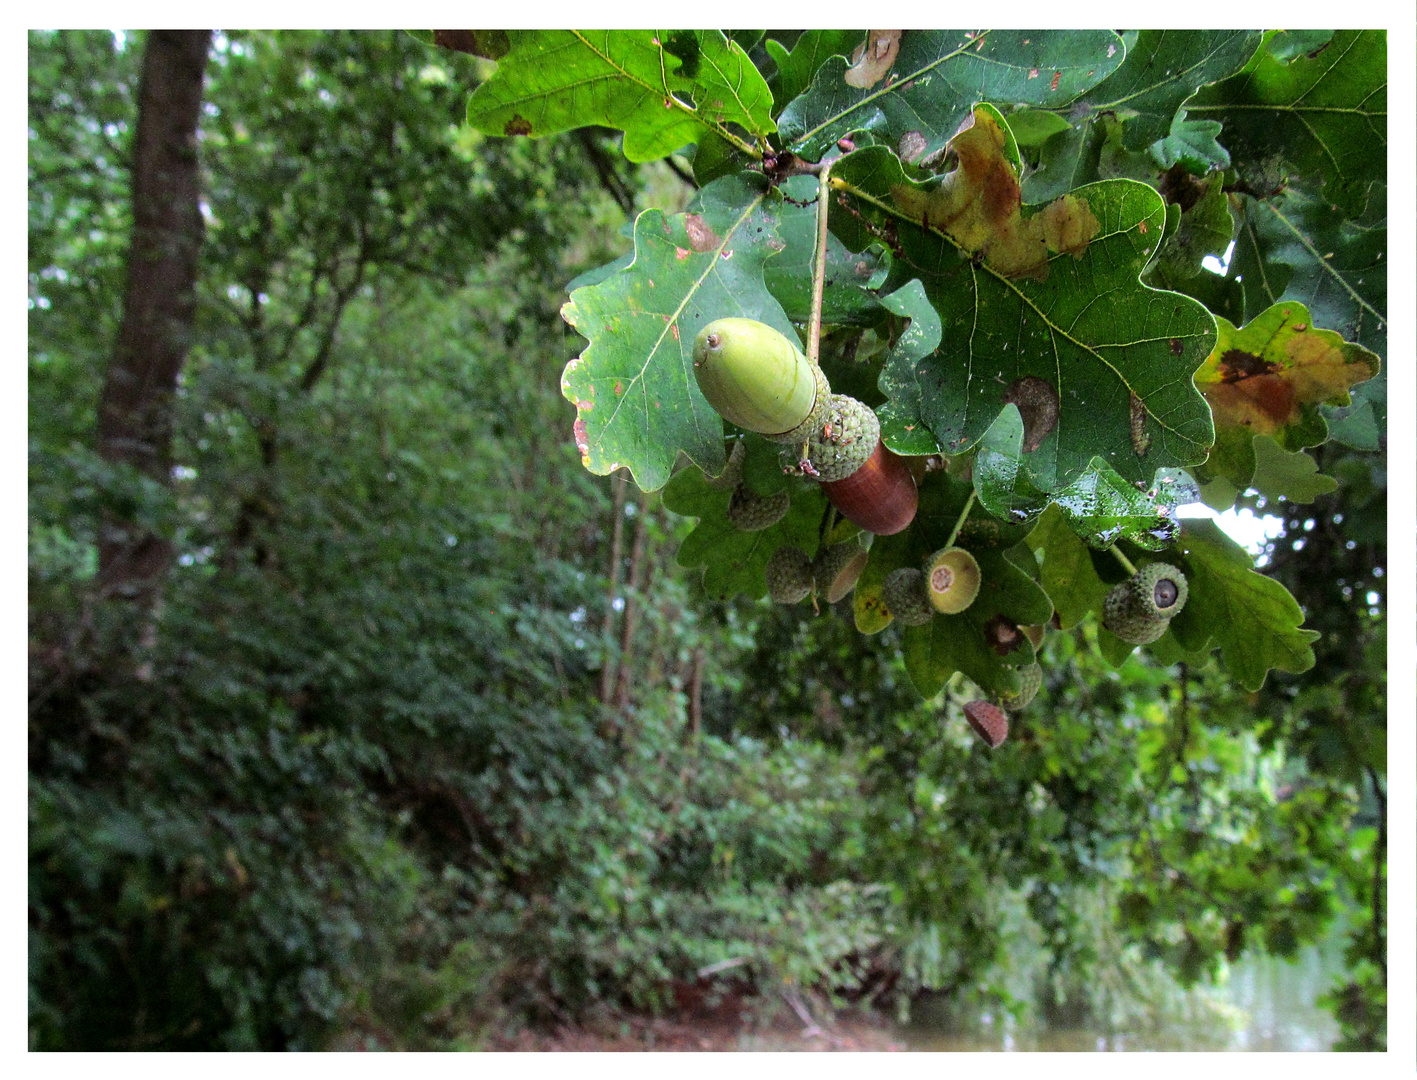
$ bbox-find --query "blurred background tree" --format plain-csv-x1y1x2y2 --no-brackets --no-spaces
29,30,1385,1050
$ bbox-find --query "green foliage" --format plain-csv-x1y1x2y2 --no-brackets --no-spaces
29,28,1387,1052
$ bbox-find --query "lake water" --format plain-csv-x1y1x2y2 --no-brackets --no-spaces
898,933,1345,1052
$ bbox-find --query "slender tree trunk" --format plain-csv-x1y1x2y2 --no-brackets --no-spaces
95,30,212,600
611,490,651,711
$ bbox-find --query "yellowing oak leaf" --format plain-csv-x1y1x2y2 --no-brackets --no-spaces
890,105,1100,280
1196,302,1379,440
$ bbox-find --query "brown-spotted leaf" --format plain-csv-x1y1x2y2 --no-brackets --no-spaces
844,30,901,88
1194,301,1379,491
889,106,1100,280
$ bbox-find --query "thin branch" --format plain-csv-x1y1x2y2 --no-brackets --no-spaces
806,162,832,366
663,154,698,189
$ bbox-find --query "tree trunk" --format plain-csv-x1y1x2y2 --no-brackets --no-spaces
95,30,212,600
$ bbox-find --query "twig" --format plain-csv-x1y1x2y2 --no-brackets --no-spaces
806,162,832,367
944,491,976,548
1109,544,1138,577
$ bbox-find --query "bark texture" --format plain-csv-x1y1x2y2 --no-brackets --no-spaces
96,30,212,598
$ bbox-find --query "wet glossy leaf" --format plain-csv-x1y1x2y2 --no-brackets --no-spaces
835,132,1217,493
464,30,774,162
560,174,795,491
778,29,1124,161
1169,519,1319,690
1187,29,1386,218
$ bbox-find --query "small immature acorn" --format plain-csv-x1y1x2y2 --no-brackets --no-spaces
923,546,981,614
693,318,820,438
1102,562,1189,644
727,483,790,531
963,700,1009,748
999,663,1043,712
882,567,934,625
813,541,870,604
765,545,814,604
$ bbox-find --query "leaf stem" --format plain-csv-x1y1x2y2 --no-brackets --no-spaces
944,491,976,549
1109,544,1138,576
806,162,832,367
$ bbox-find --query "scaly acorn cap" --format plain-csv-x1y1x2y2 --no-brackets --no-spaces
923,546,982,614
882,566,934,625
765,546,813,604
693,318,817,437
1101,562,1189,644
963,700,1009,748
814,541,870,604
803,395,880,482
1102,580,1169,644
704,438,747,490
999,663,1043,712
1135,562,1189,617
727,483,790,531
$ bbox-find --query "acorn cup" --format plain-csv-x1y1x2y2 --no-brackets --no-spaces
813,541,870,604
765,545,813,604
726,484,790,531
693,319,917,536
923,546,981,614
998,663,1043,712
1102,562,1189,644
882,566,934,626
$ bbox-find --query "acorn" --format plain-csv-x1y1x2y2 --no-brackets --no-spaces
963,700,1009,748
804,395,918,536
882,566,934,625
765,545,813,604
1102,562,1189,644
923,546,981,614
998,662,1043,712
813,540,870,604
727,483,790,531
693,318,822,438
704,438,747,490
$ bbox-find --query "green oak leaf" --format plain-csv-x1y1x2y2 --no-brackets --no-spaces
1247,436,1338,504
1005,107,1073,148
1022,30,1262,201
1024,503,1110,630
1193,301,1379,492
464,30,774,162
1262,30,1337,65
1168,519,1319,690
662,451,827,602
764,30,864,115
1148,116,1231,174
834,144,1217,493
1186,29,1386,218
1145,172,1235,286
875,280,945,456
762,175,889,326
778,29,1124,161
560,174,796,491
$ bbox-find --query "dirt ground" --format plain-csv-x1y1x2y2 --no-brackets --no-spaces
486,1014,908,1052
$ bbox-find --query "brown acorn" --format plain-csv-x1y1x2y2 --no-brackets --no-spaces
820,438,918,536
963,700,1009,748
813,541,870,604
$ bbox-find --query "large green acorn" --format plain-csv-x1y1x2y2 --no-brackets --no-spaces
1102,562,1189,644
923,546,981,614
765,545,813,604
693,318,824,438
882,567,934,625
